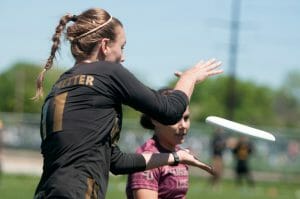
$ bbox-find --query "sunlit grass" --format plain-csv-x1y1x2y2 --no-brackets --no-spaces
0,173,299,199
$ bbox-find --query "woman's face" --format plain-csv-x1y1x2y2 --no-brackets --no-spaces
153,108,190,150
104,25,126,63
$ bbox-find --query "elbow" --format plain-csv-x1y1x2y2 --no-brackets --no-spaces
157,112,183,125
110,169,121,175
110,165,126,175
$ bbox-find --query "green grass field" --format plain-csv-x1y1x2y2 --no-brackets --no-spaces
1,173,299,199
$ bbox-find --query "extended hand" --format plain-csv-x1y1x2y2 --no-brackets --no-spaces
175,58,223,84
177,149,215,176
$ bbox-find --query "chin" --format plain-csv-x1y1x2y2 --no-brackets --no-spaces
177,139,185,145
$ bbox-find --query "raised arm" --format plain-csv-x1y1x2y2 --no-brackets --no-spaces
108,60,221,126
174,59,223,100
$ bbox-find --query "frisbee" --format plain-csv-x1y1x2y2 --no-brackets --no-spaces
205,116,276,141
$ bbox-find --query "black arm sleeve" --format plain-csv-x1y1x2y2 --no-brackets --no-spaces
110,145,146,175
109,64,189,125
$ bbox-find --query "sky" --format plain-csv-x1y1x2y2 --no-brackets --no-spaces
1,0,299,89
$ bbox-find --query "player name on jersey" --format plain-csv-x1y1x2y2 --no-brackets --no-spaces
56,75,94,89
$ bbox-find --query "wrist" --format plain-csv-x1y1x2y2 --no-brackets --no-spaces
171,151,180,166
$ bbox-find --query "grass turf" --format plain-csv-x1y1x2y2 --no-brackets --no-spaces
0,173,299,199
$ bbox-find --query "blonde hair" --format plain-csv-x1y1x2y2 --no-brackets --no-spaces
33,8,122,100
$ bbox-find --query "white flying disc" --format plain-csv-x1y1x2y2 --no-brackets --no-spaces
206,116,276,141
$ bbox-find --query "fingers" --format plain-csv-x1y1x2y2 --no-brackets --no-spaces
197,59,222,71
195,60,205,67
191,152,215,175
199,162,215,176
198,58,223,81
207,62,223,76
194,156,215,175
208,60,222,70
193,58,223,78
199,58,215,66
178,148,215,176
208,69,223,76
174,58,222,79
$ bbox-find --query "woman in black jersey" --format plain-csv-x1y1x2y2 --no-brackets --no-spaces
33,8,222,199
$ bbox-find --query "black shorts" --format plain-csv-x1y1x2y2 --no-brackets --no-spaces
34,167,101,199
236,161,249,174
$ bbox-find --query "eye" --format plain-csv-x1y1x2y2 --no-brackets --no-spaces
183,115,190,122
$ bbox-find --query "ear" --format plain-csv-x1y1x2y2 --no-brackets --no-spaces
151,118,159,127
99,38,111,56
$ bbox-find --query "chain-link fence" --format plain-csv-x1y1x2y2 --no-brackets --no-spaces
0,112,299,180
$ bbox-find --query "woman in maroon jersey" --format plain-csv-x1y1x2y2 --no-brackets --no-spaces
126,89,214,199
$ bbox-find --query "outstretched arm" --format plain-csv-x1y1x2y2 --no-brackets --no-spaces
110,145,214,176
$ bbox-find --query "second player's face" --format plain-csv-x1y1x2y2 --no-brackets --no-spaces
154,108,190,150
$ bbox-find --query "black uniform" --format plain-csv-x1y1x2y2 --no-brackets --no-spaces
211,132,226,157
34,61,188,199
233,139,254,186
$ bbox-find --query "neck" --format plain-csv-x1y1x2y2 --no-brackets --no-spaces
76,58,98,65
76,48,101,64
82,59,96,63
153,135,176,151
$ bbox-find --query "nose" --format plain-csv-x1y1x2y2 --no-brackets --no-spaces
179,119,188,129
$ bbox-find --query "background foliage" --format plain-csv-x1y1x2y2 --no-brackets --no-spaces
0,62,299,128
0,62,64,113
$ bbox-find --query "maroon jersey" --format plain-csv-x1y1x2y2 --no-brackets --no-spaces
126,137,189,199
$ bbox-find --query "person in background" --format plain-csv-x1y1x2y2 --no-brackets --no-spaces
0,120,3,182
232,136,255,187
126,88,214,199
210,127,227,187
33,7,222,198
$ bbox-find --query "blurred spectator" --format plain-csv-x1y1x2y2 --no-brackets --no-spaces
232,136,255,187
210,128,226,186
210,128,227,187
287,140,299,161
0,119,3,179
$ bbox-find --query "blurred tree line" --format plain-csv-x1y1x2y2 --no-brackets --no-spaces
0,62,62,113
0,62,299,128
